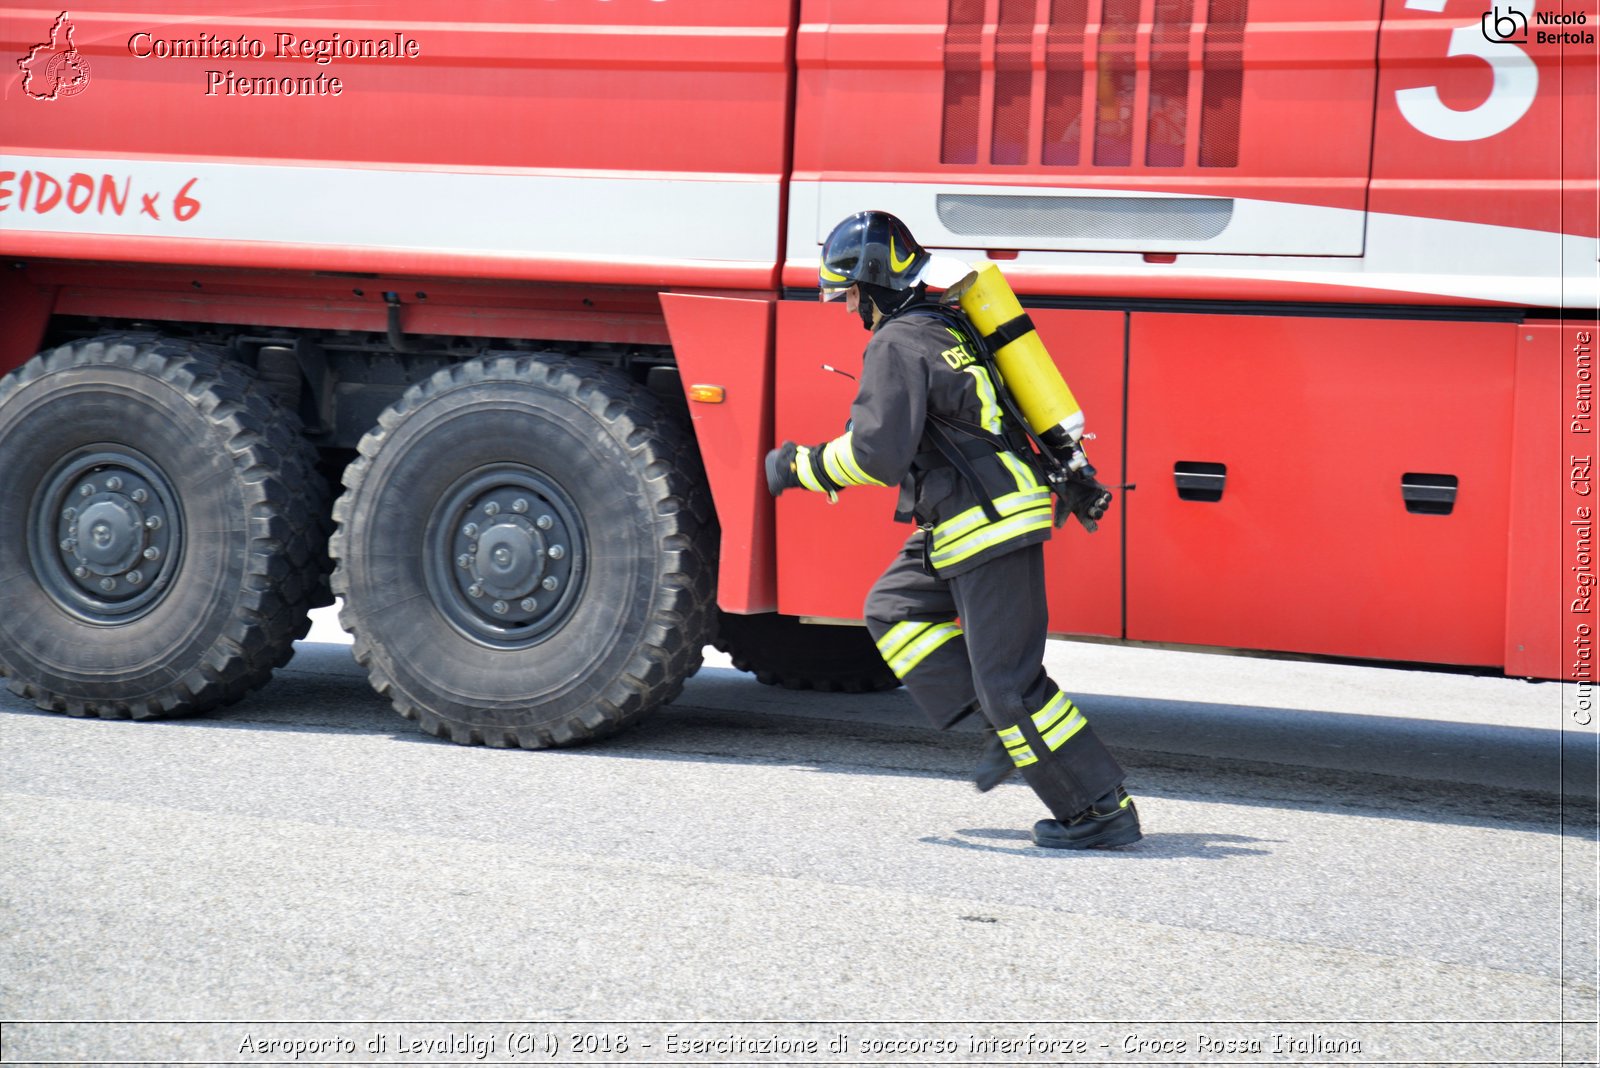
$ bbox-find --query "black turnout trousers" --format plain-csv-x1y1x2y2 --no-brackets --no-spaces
865,533,1124,821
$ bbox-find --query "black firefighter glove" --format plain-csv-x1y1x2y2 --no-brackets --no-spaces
1057,471,1114,533
765,441,843,500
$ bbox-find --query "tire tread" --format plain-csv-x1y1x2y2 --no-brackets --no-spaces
0,333,328,718
331,353,717,748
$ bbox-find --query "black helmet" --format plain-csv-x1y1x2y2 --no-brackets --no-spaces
819,211,929,302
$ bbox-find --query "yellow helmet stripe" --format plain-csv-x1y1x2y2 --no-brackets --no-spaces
890,236,915,273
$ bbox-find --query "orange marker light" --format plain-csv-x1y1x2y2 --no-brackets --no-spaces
687,384,726,404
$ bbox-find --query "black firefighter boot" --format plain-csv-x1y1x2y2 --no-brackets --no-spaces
1032,786,1142,849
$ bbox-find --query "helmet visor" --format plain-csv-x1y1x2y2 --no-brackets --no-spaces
820,283,851,302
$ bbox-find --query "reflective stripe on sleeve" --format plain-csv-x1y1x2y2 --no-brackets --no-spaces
822,433,886,488
794,445,838,502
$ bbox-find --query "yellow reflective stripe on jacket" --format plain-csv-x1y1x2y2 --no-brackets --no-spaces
822,433,886,488
926,450,1046,545
930,485,1052,545
929,505,1053,569
877,620,962,679
999,450,1040,493
965,366,1003,435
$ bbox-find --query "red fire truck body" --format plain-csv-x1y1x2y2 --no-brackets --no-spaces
1,1,1595,743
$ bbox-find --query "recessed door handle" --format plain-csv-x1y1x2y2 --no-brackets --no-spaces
1402,473,1458,515
1174,461,1226,502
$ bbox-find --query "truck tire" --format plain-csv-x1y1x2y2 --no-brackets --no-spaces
715,611,900,693
0,334,327,717
331,354,716,748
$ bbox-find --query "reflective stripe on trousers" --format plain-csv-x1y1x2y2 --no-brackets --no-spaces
996,690,1088,768
875,619,963,680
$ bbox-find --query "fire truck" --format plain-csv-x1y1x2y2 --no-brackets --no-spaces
2,1,1595,747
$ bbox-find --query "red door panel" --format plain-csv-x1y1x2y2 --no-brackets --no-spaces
1125,313,1516,666
1037,309,1125,640
774,301,906,620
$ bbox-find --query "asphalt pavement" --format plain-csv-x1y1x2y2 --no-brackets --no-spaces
1,609,1595,1066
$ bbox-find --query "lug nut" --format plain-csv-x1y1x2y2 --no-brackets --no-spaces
512,499,529,514
127,570,143,585
542,576,559,591
536,515,554,530
143,547,160,561
548,544,565,560
73,566,89,579
145,516,162,530
492,600,508,615
462,522,478,538
59,539,74,552
99,577,116,592
467,583,484,599
80,484,95,497
520,597,538,612
484,501,500,516
106,476,123,491
62,507,77,522
457,553,472,568
131,489,148,504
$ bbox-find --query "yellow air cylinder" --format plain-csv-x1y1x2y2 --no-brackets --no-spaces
957,262,1085,450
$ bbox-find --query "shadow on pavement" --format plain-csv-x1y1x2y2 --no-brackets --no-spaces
920,829,1278,860
3,642,1594,840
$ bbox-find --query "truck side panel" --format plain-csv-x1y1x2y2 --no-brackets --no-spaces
1,3,793,288
1124,314,1517,667
785,0,1597,307
1506,321,1595,681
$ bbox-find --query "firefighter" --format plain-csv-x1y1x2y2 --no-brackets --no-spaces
765,210,1141,849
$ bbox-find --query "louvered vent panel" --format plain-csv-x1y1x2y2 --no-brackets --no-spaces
1093,0,1140,166
940,0,1249,170
1199,0,1248,167
991,0,1035,164
1146,0,1194,166
1041,0,1089,165
939,0,985,165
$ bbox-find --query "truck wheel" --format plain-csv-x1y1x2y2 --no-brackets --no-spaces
0,335,327,717
331,354,716,748
715,611,900,693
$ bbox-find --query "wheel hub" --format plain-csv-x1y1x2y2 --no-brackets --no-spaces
32,450,181,621
427,467,585,646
